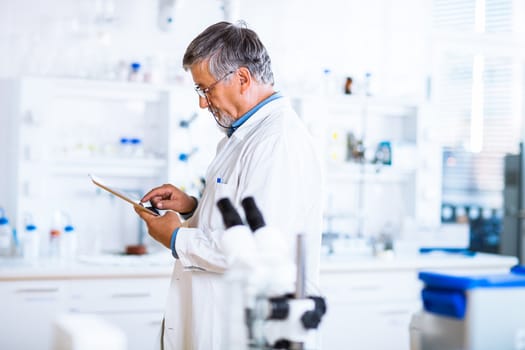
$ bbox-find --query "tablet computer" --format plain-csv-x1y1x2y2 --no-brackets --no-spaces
88,174,160,216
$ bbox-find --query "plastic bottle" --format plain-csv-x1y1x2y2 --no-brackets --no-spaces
119,137,131,156
364,72,372,96
49,228,62,261
321,68,332,96
22,224,40,263
130,138,144,157
128,62,141,82
62,225,77,261
0,215,13,257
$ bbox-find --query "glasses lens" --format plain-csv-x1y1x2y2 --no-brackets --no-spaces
195,86,205,98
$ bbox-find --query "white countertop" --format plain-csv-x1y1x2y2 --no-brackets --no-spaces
0,251,519,281
0,252,175,281
320,252,519,272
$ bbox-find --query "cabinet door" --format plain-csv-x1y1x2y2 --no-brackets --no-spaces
320,301,420,350
319,271,421,350
0,280,68,350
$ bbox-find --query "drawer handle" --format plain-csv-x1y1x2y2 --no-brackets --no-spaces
350,285,381,291
379,309,411,316
16,288,59,294
111,292,151,299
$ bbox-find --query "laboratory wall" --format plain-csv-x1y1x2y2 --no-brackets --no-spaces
0,0,435,254
0,0,430,98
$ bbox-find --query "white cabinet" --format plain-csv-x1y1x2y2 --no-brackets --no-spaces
319,254,518,350
0,276,170,350
0,78,175,253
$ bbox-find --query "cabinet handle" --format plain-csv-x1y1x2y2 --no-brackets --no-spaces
111,292,151,299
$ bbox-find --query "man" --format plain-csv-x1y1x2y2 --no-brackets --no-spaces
135,20,323,350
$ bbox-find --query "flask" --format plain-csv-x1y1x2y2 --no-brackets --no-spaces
0,215,13,257
22,223,40,263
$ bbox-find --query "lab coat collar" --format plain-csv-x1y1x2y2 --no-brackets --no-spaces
228,94,289,141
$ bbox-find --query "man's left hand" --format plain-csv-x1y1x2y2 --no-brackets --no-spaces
134,209,181,248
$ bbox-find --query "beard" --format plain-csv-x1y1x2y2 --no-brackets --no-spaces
209,106,235,133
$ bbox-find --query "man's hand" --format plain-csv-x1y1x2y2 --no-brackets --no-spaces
134,208,182,248
141,184,197,214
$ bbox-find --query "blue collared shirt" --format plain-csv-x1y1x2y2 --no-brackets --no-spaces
227,92,283,137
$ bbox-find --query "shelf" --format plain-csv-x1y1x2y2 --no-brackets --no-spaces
50,157,167,177
326,162,416,184
22,77,175,102
299,94,419,119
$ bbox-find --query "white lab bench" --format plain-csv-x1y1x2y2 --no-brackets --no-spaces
0,252,518,350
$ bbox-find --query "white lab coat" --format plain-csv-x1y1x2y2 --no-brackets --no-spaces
162,97,323,350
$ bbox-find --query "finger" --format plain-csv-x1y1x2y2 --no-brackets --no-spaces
150,195,168,208
134,206,152,221
141,185,172,203
155,199,179,210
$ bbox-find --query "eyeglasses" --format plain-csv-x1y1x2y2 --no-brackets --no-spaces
194,71,235,98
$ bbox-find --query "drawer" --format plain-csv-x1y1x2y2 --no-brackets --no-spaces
69,278,170,312
319,271,422,304
1,280,68,300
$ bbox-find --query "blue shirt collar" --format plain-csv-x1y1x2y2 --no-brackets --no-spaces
227,92,283,137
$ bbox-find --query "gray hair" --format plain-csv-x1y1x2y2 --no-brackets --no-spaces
182,21,274,85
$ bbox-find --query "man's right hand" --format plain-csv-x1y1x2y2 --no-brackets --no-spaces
141,184,197,214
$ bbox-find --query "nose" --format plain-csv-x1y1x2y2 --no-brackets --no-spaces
198,96,208,109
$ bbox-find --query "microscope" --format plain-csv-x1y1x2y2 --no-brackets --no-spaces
217,197,327,350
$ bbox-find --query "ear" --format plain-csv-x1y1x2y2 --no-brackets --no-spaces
237,67,251,94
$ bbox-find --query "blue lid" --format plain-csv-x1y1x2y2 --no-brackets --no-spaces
511,265,525,274
120,137,130,144
419,247,476,256
419,271,525,290
25,224,37,231
64,225,75,233
131,62,141,71
422,288,466,319
130,138,141,145
0,217,8,225
420,271,525,319
178,153,189,162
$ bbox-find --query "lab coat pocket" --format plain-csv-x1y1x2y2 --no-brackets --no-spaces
214,181,235,202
